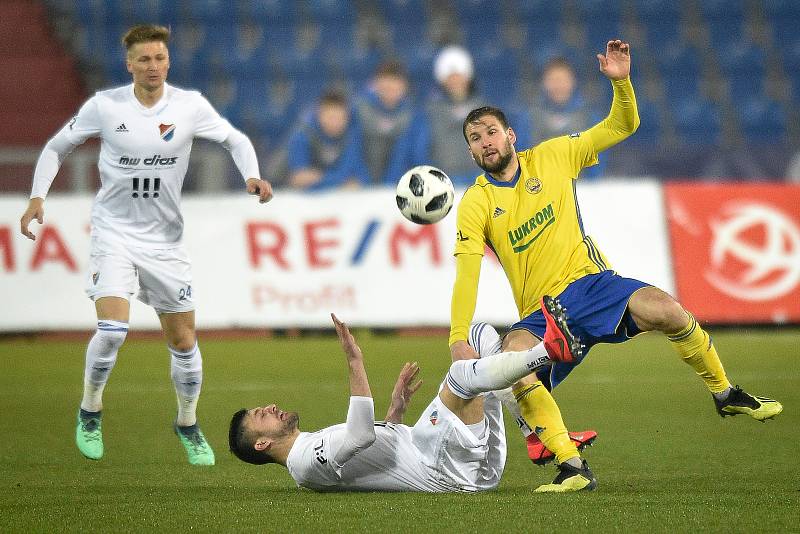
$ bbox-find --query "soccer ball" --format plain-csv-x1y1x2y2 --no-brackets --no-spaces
395,165,454,224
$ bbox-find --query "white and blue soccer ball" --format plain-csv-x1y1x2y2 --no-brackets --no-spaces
395,165,454,224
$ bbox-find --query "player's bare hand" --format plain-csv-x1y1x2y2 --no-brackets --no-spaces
450,340,479,362
246,178,273,204
597,39,631,80
332,313,363,362
20,197,44,241
386,362,423,423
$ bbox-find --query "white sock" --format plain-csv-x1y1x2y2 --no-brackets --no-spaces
170,342,203,427
80,320,128,412
446,345,551,400
466,322,535,435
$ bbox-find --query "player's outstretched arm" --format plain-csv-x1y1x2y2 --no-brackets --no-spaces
332,313,372,398
20,197,44,241
585,39,639,153
246,177,273,204
385,362,423,423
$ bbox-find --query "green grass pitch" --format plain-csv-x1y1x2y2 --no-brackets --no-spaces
1,328,798,532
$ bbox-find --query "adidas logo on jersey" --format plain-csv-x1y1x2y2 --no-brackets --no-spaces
115,123,129,132
493,207,506,218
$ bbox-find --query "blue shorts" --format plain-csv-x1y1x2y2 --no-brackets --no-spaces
509,271,651,390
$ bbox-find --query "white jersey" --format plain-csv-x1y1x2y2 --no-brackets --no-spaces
31,83,259,248
285,395,506,493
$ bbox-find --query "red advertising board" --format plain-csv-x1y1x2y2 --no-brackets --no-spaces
665,183,800,323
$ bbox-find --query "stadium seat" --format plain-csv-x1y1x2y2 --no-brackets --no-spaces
240,0,298,27
627,97,662,146
641,14,681,49
379,0,428,25
739,97,787,144
670,97,721,145
583,18,622,53
699,0,744,22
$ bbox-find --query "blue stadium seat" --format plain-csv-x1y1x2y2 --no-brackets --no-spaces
178,0,235,23
699,0,744,22
728,74,764,103
654,42,701,79
642,16,680,48
126,1,178,27
583,18,622,53
454,0,501,25
518,0,563,24
764,0,800,22
379,0,427,25
307,0,356,23
462,19,504,51
627,97,662,146
717,41,765,75
670,97,721,145
739,97,787,143
240,0,298,27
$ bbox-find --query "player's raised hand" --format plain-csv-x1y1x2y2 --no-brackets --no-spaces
332,313,363,362
385,362,423,423
597,40,631,80
20,197,44,241
246,177,274,204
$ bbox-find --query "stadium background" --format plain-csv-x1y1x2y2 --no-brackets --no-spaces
0,2,798,532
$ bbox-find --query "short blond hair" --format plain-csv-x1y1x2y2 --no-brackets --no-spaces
122,24,170,51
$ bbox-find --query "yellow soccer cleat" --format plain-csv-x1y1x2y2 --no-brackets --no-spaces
714,386,783,421
534,459,597,493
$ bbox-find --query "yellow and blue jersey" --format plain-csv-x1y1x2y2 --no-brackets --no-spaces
454,134,610,320
449,77,639,345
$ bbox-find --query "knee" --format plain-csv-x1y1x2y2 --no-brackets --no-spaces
169,334,197,353
649,295,688,333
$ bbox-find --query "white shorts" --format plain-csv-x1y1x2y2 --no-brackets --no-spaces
85,236,194,313
410,392,507,492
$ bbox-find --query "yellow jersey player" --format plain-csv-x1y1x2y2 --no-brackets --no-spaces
450,40,783,492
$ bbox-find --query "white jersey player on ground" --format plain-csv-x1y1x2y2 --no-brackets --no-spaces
19,24,274,465
228,303,592,493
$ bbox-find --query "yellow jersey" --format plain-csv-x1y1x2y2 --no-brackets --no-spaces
449,78,638,345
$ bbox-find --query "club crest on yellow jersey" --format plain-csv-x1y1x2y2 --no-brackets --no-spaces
525,177,542,194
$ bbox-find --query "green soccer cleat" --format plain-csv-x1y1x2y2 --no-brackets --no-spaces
534,459,597,493
714,386,783,421
174,423,215,466
76,409,104,460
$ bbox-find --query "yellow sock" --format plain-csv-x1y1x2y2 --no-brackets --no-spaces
512,381,579,465
667,313,731,394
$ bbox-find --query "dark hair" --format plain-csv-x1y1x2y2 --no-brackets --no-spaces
229,409,274,465
122,24,170,51
319,89,348,108
462,106,510,141
374,60,407,79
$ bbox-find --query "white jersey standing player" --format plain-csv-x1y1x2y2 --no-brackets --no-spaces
19,25,274,465
228,303,588,493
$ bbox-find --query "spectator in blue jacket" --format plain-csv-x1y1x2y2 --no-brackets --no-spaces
354,61,426,185
287,90,368,191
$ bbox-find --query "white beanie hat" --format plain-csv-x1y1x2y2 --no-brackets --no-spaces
434,45,474,84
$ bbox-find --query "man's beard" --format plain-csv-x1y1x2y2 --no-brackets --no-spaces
281,412,300,434
476,142,514,174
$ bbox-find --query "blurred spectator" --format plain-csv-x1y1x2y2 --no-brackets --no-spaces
527,57,604,179
287,90,368,191
353,61,426,185
421,46,486,185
